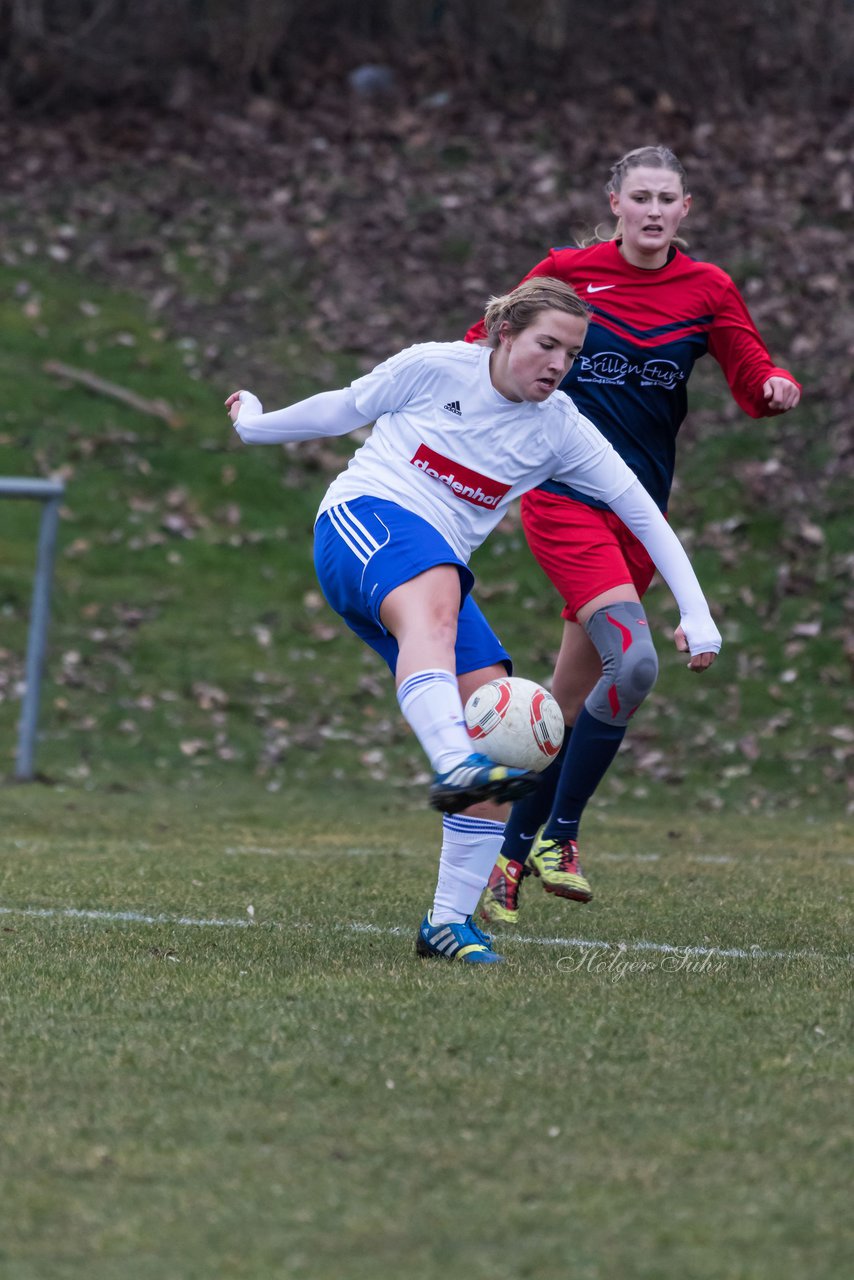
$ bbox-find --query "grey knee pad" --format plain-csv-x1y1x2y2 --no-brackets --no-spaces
583,601,659,726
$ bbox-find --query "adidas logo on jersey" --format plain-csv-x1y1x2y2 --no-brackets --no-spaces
443,400,462,416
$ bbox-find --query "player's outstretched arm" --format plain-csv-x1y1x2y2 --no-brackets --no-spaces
225,387,369,444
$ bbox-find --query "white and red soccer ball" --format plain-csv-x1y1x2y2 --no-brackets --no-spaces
464,676,564,773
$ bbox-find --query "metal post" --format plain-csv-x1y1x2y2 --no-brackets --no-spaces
0,478,65,781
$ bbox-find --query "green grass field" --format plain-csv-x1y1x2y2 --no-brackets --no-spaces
0,244,851,1278
1,785,851,1280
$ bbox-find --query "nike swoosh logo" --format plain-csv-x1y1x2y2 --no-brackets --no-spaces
586,284,616,294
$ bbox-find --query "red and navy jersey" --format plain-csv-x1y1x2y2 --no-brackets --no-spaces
465,239,801,511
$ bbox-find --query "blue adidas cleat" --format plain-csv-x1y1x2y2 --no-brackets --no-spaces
428,752,539,815
415,912,504,964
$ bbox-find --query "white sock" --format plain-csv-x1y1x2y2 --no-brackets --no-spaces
431,814,506,924
397,668,474,775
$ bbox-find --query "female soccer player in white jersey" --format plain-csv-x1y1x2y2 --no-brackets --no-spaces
227,277,721,965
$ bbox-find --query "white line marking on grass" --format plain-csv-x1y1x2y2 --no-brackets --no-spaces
597,853,731,865
224,845,379,858
598,852,661,862
225,846,284,856
349,922,845,964
0,905,250,928
1,904,848,965
506,932,807,962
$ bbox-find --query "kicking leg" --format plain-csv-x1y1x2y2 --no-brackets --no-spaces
384,570,537,814
416,662,515,963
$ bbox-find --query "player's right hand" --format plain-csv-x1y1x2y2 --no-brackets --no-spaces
675,624,719,672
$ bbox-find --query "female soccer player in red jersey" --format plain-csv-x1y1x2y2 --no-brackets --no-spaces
466,145,802,923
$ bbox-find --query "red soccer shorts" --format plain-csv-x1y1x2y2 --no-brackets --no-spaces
520,488,660,623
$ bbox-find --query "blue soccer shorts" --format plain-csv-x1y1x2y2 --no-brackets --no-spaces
313,496,511,676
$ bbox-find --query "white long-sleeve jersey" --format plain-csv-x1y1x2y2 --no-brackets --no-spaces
234,341,721,655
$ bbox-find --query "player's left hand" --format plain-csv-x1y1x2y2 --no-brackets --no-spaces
224,391,243,422
763,377,800,412
674,625,717,672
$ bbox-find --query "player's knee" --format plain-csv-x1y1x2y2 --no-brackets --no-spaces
621,642,659,704
582,601,658,726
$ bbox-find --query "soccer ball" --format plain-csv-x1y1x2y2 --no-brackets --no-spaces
464,676,564,773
